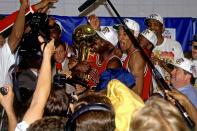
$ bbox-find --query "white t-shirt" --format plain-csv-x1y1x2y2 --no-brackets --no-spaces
152,38,184,63
152,38,184,92
0,39,15,87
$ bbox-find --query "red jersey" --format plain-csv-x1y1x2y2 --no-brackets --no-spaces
123,49,152,101
87,53,119,88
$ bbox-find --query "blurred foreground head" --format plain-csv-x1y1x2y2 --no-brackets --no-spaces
131,96,189,131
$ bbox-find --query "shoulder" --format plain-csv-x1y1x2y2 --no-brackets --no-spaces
129,50,143,61
0,38,8,49
128,51,145,67
0,38,14,59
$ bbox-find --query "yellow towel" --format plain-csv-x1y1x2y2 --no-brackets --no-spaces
107,79,144,131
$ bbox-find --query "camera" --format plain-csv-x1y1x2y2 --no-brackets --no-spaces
53,74,67,88
29,13,48,33
18,13,50,69
53,74,88,88
0,87,8,96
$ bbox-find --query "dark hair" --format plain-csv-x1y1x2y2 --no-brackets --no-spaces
65,93,115,131
28,116,67,131
55,40,67,50
65,103,115,131
77,93,112,106
50,23,62,34
44,87,69,117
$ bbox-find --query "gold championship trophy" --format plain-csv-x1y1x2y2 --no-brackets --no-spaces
73,24,96,62
72,24,97,85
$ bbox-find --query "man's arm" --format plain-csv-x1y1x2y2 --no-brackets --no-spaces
22,37,55,125
32,0,58,13
165,89,197,131
0,85,17,131
8,0,28,53
129,52,145,95
0,0,58,34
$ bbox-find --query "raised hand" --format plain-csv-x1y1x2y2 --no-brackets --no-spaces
165,88,190,106
38,36,55,58
0,85,14,112
34,0,58,12
20,0,29,9
40,0,58,8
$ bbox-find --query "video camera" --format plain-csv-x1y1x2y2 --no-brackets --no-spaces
18,13,50,69
53,74,67,88
29,13,48,34
53,74,88,89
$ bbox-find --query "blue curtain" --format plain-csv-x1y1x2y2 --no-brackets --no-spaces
0,14,194,52
51,16,193,52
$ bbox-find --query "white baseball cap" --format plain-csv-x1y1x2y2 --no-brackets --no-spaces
140,29,157,46
96,26,118,46
174,58,197,77
145,13,164,25
124,18,140,37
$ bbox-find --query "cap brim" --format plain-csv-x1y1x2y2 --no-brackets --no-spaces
95,30,107,42
113,24,121,31
144,18,163,25
173,63,192,74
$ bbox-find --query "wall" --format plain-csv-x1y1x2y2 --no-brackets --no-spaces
0,0,197,17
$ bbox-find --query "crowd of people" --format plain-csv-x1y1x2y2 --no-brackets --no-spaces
0,0,197,131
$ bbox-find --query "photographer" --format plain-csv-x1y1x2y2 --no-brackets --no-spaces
15,36,56,130
14,12,51,121
0,1,28,130
0,0,28,89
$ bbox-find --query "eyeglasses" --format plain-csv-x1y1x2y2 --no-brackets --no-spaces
192,45,197,50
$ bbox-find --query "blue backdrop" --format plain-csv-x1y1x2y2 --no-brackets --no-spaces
0,14,195,52
53,16,194,52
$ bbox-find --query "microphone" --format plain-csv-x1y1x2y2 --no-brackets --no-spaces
78,0,97,12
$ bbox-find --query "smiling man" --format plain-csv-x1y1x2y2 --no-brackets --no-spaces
170,57,197,108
